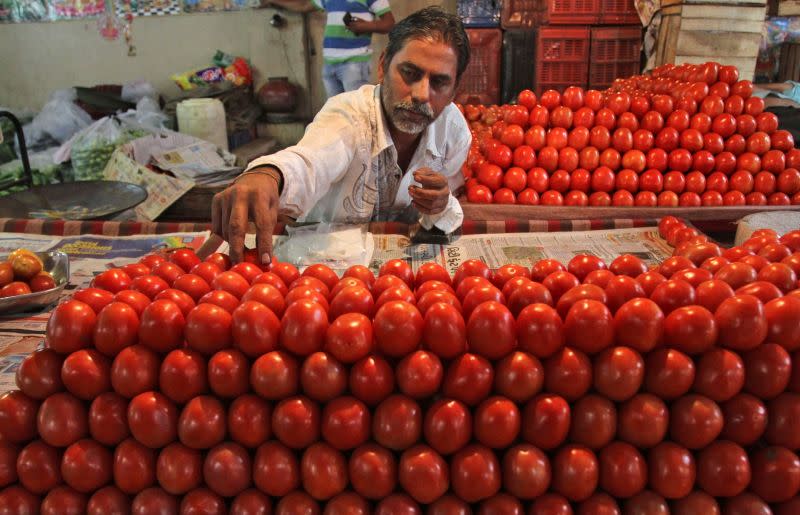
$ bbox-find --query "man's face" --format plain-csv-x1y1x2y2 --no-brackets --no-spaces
380,38,459,135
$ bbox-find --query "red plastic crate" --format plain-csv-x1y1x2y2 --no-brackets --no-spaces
590,26,643,63
589,61,640,89
536,62,589,94
502,0,601,28
501,0,544,29
455,28,502,105
599,0,640,25
546,0,600,25
537,26,591,62
535,27,590,94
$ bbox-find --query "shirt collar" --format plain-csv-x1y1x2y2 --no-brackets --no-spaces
372,84,444,159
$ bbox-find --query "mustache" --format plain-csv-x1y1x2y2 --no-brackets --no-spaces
394,101,434,119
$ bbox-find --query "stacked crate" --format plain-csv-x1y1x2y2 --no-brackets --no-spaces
456,1,503,105
457,0,645,103
654,0,766,81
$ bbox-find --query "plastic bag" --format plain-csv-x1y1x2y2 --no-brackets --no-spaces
28,88,92,145
0,148,63,196
118,97,169,134
70,117,147,181
121,80,157,103
272,224,373,271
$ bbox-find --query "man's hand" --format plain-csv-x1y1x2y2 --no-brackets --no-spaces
345,18,372,35
211,173,279,264
409,168,450,215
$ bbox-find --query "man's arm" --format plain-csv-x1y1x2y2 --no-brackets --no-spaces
346,11,395,35
212,98,361,263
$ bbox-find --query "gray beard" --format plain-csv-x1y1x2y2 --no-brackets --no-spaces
381,84,434,135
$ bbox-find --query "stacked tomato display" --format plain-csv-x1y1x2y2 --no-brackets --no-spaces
461,62,800,207
1,228,800,514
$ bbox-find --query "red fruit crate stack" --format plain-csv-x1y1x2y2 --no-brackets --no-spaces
492,0,644,97
456,28,503,106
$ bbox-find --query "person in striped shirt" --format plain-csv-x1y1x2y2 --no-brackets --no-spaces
313,0,395,97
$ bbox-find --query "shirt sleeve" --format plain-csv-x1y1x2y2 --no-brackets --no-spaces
369,0,391,16
245,96,360,219
418,111,471,234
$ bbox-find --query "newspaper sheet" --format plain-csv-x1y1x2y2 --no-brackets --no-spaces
367,227,674,276
210,226,671,276
0,231,211,392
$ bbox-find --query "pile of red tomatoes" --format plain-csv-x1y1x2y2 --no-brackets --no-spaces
1,227,800,514
460,61,800,207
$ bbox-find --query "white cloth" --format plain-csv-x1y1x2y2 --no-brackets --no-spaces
245,84,470,233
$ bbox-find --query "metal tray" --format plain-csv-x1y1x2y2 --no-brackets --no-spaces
0,251,70,314
0,181,147,220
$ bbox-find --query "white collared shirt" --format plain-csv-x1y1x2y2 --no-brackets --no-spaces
245,84,470,233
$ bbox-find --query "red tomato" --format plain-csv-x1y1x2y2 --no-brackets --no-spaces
696,441,751,497
648,441,696,499
92,269,132,294
280,300,328,356
346,444,397,501
61,348,111,400
16,348,64,400
208,349,250,399
321,396,370,450
128,391,178,449
525,125,547,150
203,442,252,498
198,289,240,313
617,393,668,448
62,438,113,493
613,298,664,353
110,345,159,399
443,353,494,407
137,299,185,354
73,287,115,314
45,300,96,354
270,396,321,451
372,394,422,452
449,445,501,503
518,89,537,109
349,355,395,407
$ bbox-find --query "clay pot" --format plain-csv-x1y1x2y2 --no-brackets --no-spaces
257,77,298,113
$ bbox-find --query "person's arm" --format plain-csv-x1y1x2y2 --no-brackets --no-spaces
264,0,318,12
212,99,359,263
410,111,471,234
346,11,394,35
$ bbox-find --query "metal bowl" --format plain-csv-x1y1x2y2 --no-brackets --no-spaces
0,251,69,314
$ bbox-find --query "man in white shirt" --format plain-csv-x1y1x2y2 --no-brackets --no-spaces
212,6,472,264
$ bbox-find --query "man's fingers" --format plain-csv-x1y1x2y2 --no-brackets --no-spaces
410,186,448,201
227,193,249,264
220,193,232,243
253,194,277,265
211,193,223,237
413,170,448,189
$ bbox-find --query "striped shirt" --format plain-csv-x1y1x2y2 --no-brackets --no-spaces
312,0,392,64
